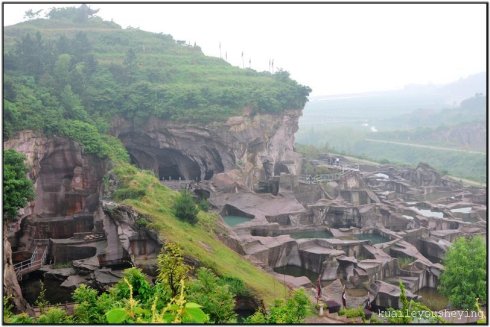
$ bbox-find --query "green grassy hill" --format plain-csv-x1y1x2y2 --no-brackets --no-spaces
113,164,288,305
4,6,310,139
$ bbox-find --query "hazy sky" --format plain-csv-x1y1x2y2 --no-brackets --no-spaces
3,3,486,96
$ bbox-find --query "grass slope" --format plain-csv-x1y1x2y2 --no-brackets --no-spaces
113,163,288,305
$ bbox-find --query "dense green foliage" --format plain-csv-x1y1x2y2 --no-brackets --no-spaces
37,308,73,324
3,149,34,220
246,288,310,323
173,190,199,224
387,281,445,324
338,306,365,319
187,267,237,323
4,5,310,145
438,236,486,310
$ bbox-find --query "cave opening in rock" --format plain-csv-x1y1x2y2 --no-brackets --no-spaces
156,149,201,181
120,132,226,182
126,146,202,181
274,162,290,176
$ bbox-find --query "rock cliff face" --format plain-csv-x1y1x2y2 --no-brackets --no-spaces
5,131,107,249
111,110,302,190
4,131,109,309
4,109,304,308
3,234,31,314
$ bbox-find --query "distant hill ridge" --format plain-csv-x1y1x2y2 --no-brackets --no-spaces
311,72,485,105
4,5,311,139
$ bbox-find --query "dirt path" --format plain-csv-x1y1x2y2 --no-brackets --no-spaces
364,138,486,155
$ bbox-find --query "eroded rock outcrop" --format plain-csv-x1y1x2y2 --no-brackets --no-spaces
111,110,302,191
3,234,32,314
5,132,108,253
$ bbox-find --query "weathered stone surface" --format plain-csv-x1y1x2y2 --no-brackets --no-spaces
5,132,108,255
111,111,302,190
3,236,32,314
369,280,418,309
39,266,76,279
73,256,100,273
321,278,344,304
273,273,311,288
60,275,88,288
100,201,162,267
94,269,121,285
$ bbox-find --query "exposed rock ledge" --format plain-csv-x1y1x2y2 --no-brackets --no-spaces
111,110,303,190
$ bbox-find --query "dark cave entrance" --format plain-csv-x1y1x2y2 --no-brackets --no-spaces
120,132,225,182
156,149,201,181
274,162,290,176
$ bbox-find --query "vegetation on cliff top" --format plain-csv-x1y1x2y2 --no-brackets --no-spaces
4,5,311,143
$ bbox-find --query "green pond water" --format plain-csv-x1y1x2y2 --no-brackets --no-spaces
290,230,333,239
354,233,390,244
273,265,319,283
416,287,448,311
223,215,252,227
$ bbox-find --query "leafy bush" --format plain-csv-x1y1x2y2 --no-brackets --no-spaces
6,313,35,324
339,306,365,318
439,236,486,310
3,149,34,220
219,276,251,297
157,243,190,297
247,288,310,323
197,198,209,211
173,190,198,224
73,284,109,323
187,267,237,323
111,268,154,305
38,308,72,323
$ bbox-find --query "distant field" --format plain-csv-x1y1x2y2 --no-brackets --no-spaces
297,87,486,184
364,139,486,155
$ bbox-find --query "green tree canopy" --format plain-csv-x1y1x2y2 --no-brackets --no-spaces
438,235,487,310
3,149,34,220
